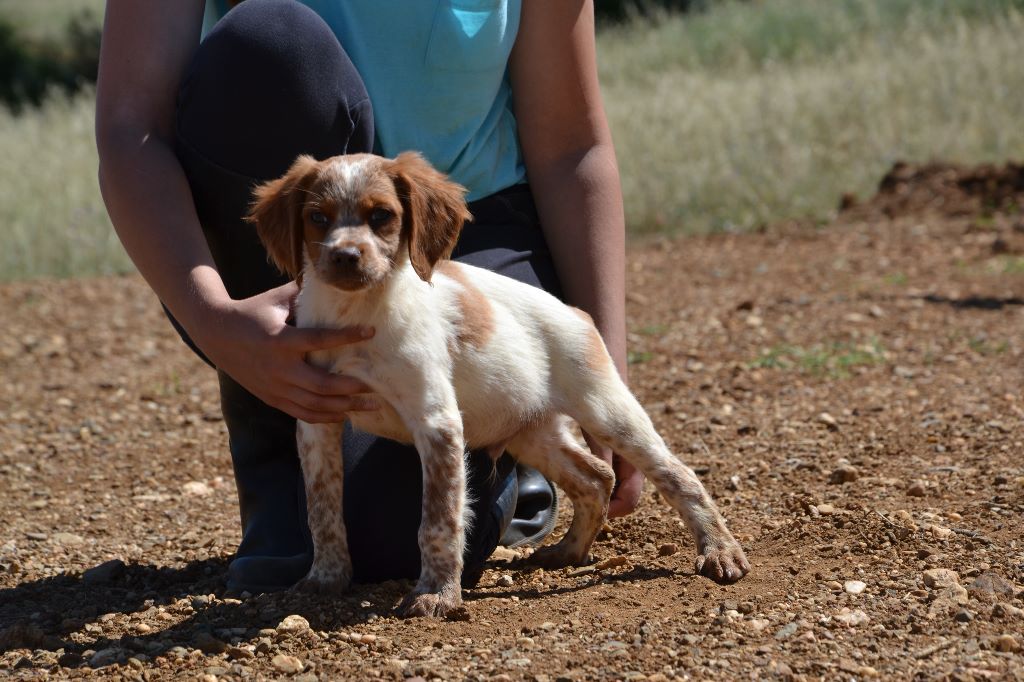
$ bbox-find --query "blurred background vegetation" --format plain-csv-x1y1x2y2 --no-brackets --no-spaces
2,0,1023,280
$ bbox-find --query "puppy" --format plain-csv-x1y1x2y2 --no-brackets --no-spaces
247,152,750,617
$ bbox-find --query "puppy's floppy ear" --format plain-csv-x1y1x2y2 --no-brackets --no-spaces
246,155,321,282
387,152,472,282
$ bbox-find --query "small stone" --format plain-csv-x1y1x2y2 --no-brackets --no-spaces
277,614,311,634
844,580,867,595
182,481,212,496
748,618,770,632
595,555,629,570
657,543,678,557
193,632,228,655
497,574,514,587
134,623,152,634
360,634,377,644
271,654,304,674
489,546,519,562
82,559,126,585
954,609,973,623
818,412,839,430
816,503,836,515
775,622,798,639
830,465,858,484
833,609,870,627
923,568,960,589
53,532,85,546
89,647,121,668
930,525,952,540
227,646,254,660
25,532,48,541
995,634,1019,652
968,572,1016,598
907,481,927,497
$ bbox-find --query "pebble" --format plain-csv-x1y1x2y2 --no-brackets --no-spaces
954,609,973,623
25,532,48,541
833,609,870,627
182,481,212,496
227,646,255,660
775,622,798,639
830,465,859,484
194,631,228,654
271,654,305,674
496,574,514,587
82,559,126,584
968,572,1016,597
595,555,629,570
816,503,837,515
995,634,1019,652
818,412,839,430
276,614,311,634
657,543,678,557
907,481,927,497
89,647,121,668
53,532,84,546
923,568,960,589
489,546,519,561
929,525,952,540
844,580,867,595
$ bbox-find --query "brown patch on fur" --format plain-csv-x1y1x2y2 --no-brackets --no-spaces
386,152,472,282
571,307,612,372
247,155,322,283
437,262,495,350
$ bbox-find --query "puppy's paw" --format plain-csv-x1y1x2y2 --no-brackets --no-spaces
695,541,750,584
397,588,462,618
292,569,351,596
530,544,587,570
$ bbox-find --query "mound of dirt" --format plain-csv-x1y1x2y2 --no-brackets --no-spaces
842,160,1024,222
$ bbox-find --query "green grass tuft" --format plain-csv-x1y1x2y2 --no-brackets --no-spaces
750,339,886,377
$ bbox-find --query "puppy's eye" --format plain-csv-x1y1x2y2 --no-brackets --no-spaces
309,210,329,226
369,208,394,227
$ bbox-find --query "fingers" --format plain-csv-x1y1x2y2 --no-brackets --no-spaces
280,324,375,352
608,458,644,518
273,390,380,423
293,363,373,396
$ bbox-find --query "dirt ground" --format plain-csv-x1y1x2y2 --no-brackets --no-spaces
1,162,1023,681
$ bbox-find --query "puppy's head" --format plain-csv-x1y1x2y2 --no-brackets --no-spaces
247,152,470,291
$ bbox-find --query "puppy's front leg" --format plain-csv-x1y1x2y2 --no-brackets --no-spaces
398,413,467,618
293,420,352,594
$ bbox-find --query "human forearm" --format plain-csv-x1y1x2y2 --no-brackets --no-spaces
97,129,231,339
530,143,628,379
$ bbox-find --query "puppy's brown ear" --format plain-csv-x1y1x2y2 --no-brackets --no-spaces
387,152,471,282
246,155,321,282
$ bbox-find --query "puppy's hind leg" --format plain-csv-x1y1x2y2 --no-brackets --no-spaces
507,416,614,569
570,382,750,583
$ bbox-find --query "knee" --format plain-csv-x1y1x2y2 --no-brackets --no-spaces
178,0,372,177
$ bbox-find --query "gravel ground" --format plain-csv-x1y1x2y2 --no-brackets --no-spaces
1,162,1023,680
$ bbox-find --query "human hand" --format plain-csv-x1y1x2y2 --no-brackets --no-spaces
193,281,378,423
583,431,645,518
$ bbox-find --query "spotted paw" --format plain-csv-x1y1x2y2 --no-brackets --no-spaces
695,541,750,584
292,570,350,595
397,588,462,618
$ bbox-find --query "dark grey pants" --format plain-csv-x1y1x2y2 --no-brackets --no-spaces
172,0,562,586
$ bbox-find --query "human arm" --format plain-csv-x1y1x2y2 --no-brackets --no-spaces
95,0,375,423
509,0,643,516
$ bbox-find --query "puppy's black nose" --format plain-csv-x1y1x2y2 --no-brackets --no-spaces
331,246,362,265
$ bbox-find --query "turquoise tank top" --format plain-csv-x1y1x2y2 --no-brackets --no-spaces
203,0,526,201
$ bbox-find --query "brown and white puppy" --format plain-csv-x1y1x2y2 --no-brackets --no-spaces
248,152,750,617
